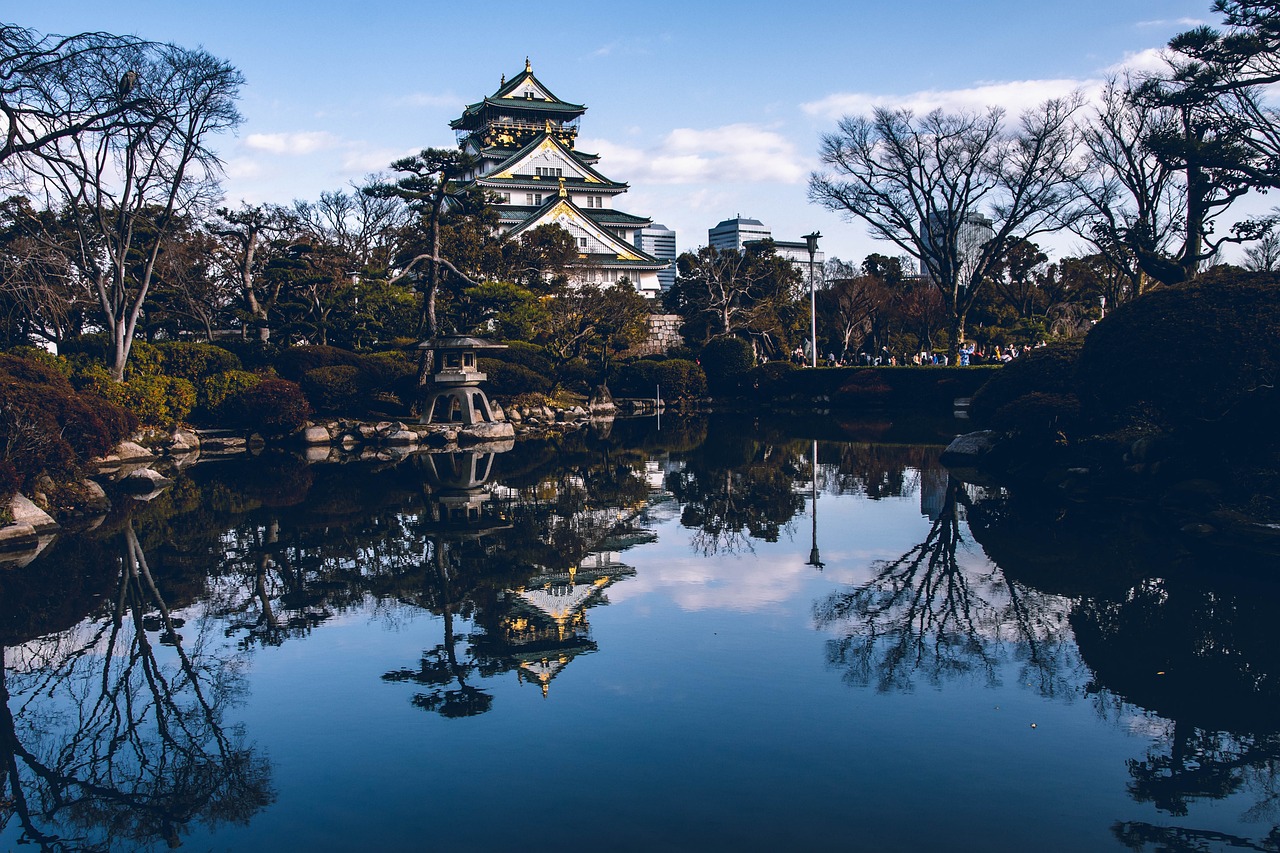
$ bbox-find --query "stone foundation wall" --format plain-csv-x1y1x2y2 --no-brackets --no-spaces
630,313,683,357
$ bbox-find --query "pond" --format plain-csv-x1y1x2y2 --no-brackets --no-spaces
1,415,1277,852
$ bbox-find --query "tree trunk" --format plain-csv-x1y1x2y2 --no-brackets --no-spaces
949,312,966,359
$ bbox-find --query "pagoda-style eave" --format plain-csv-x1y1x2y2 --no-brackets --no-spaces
476,176,630,192
451,98,587,130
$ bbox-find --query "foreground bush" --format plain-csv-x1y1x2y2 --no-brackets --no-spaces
479,358,552,397
273,345,363,383
970,340,1082,427
219,378,311,438
302,365,363,414
155,341,242,382
78,365,195,427
1076,270,1280,435
200,369,264,418
700,337,754,394
0,353,137,490
612,358,706,400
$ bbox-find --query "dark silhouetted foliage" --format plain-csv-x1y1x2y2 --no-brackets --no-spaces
700,336,754,394
220,378,311,437
1076,270,1280,435
970,340,1084,427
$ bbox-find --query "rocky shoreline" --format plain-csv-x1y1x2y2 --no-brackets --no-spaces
0,392,663,564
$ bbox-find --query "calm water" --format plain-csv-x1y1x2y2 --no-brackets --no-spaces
2,416,1277,852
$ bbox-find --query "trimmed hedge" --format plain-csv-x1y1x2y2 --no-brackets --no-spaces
479,358,552,397
219,378,311,438
302,365,363,414
613,358,707,399
1077,271,1280,435
200,369,264,417
274,345,362,383
154,341,241,382
970,341,1083,427
700,336,754,393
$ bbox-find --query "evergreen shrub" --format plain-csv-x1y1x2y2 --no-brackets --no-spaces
219,378,311,438
302,365,363,414
970,340,1083,427
155,341,241,382
700,336,754,394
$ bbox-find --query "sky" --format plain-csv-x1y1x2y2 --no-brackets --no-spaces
18,0,1255,266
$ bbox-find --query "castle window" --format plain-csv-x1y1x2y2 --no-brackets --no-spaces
579,237,587,248
526,193,543,206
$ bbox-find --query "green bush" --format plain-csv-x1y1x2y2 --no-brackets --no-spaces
555,360,601,394
200,369,264,418
220,378,311,438
479,358,552,397
108,373,195,425
493,341,554,377
654,359,707,400
274,345,362,383
155,341,242,383
303,365,364,413
612,359,660,397
970,340,1083,427
746,360,799,394
210,337,276,370
1076,271,1280,435
700,337,754,394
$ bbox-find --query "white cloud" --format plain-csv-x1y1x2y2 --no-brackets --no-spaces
223,157,264,181
802,78,1092,120
579,123,807,186
244,131,341,155
1136,17,1208,28
1104,47,1170,76
340,146,413,174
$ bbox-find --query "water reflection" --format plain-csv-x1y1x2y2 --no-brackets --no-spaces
970,489,1280,850
813,478,1079,695
0,518,272,851
4,417,1280,849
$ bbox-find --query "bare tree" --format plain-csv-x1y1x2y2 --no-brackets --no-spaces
809,98,1083,355
0,26,153,185
23,42,242,379
1244,227,1280,270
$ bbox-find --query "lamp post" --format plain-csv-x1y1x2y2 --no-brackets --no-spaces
803,231,821,368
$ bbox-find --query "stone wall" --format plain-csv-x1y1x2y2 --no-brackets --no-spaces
630,313,683,357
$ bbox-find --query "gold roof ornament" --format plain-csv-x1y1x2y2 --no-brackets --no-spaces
558,177,567,198
500,73,505,86
525,57,532,73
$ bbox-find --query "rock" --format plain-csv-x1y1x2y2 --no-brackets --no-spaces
8,493,59,533
167,428,200,453
589,385,616,412
506,408,522,423
383,429,418,446
122,468,173,493
201,435,247,453
304,446,334,463
458,422,515,444
81,479,111,512
0,523,38,552
940,431,998,467
110,441,156,463
490,402,505,421
374,421,394,435
301,425,331,446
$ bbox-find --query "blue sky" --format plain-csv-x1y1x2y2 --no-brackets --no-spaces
20,1,1229,265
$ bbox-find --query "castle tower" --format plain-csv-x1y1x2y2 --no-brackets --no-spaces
451,60,668,296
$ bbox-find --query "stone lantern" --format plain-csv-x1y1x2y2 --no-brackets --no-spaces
418,336,508,426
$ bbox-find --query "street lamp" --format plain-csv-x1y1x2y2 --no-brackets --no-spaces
803,231,821,368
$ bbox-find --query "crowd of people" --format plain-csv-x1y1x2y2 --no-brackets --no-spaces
780,342,1041,367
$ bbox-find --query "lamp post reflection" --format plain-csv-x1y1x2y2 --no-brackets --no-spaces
807,440,823,570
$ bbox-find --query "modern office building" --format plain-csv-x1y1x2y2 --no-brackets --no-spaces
708,216,771,252
920,211,995,280
634,224,677,291
450,59,668,295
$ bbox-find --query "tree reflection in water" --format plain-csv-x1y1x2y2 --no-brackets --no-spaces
969,488,1280,851
814,477,1079,695
0,519,273,851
